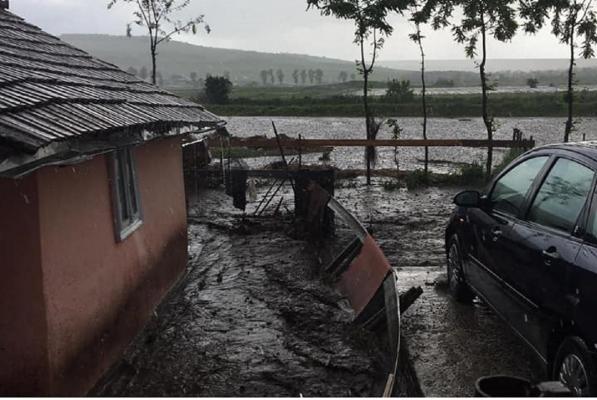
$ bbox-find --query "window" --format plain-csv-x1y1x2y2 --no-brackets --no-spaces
490,156,549,216
110,147,142,241
528,158,594,233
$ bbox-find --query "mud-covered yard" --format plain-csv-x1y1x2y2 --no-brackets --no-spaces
92,178,545,397
92,188,391,397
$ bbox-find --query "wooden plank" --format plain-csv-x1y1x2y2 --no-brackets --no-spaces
214,138,535,149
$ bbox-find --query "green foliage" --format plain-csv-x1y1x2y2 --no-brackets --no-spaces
386,79,414,101
457,162,485,183
383,179,403,191
193,87,597,118
107,0,209,84
520,0,597,142
204,76,233,104
527,77,539,88
405,169,430,190
432,78,455,87
306,0,411,39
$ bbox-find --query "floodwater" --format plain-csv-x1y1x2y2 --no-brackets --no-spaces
91,178,547,397
364,84,597,96
223,116,597,172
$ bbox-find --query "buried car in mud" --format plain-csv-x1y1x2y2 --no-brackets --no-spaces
445,142,597,396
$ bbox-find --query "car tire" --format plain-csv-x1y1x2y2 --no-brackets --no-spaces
553,336,597,397
446,235,474,303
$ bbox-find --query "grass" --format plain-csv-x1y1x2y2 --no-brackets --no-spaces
171,82,597,118
381,162,486,191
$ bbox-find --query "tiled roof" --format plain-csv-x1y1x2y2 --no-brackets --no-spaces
0,8,222,154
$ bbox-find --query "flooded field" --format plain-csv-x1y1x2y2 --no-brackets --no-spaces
364,84,597,96
223,116,597,172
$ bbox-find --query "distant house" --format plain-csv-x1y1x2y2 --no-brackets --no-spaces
0,4,222,396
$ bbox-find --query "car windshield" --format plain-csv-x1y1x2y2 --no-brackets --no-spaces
490,156,549,216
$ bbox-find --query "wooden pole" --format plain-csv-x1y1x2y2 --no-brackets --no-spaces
215,138,535,149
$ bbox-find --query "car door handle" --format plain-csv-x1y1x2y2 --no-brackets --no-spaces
542,247,560,265
491,227,502,242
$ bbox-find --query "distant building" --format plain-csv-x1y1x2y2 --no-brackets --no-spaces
0,3,222,395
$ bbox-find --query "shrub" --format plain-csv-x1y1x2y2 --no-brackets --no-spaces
405,169,430,190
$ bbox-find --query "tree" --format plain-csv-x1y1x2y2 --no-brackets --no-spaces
300,69,308,85
190,71,199,87
315,68,324,84
292,69,300,84
204,76,233,104
308,69,315,84
410,4,430,175
139,65,148,80
338,71,349,82
521,0,597,142
108,0,210,85
386,79,415,101
276,69,285,84
260,70,269,85
307,0,410,185
425,0,518,178
268,69,275,85
527,77,539,88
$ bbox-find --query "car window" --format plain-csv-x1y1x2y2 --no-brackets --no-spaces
586,192,597,242
528,158,594,233
491,156,549,216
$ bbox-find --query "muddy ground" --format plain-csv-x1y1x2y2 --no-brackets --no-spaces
92,188,391,397
92,178,545,397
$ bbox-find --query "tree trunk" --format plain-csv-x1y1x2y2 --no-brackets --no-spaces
364,71,372,185
417,24,429,176
361,38,372,186
479,14,493,179
150,42,157,85
565,33,575,143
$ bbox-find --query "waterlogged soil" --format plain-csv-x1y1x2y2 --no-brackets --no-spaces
93,178,547,397
91,189,388,397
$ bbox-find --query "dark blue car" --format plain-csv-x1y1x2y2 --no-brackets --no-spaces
445,142,597,396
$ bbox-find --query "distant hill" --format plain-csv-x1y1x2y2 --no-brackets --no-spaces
62,34,597,89
61,34,412,86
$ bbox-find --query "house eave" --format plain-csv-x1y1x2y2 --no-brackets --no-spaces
0,123,224,178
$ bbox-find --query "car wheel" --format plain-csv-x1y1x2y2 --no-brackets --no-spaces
446,235,474,303
553,336,597,397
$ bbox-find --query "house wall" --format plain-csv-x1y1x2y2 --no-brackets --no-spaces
0,174,50,395
36,136,188,395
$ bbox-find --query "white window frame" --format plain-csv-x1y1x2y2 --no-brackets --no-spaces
110,147,143,242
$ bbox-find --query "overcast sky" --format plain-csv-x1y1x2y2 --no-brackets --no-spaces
12,0,571,62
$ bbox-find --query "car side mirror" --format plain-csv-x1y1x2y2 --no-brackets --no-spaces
454,190,482,208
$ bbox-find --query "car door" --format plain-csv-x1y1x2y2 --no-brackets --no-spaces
507,156,595,357
567,189,597,351
463,155,550,330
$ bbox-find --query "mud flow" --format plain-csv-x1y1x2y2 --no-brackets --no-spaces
92,186,391,397
92,178,546,397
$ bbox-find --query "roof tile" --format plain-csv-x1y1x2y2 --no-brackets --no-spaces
0,8,221,153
